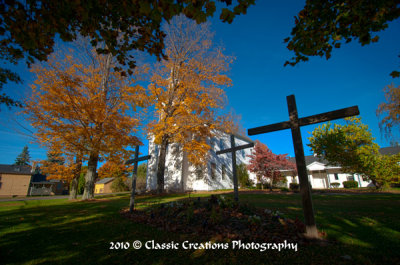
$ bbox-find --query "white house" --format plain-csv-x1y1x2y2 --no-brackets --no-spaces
146,132,257,192
282,146,400,189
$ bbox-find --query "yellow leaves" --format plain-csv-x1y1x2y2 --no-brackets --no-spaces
25,44,148,160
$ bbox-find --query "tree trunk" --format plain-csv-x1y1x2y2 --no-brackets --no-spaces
69,154,83,200
156,136,169,194
82,152,99,200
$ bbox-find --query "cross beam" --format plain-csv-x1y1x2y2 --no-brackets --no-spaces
125,145,151,213
248,95,359,238
216,134,254,202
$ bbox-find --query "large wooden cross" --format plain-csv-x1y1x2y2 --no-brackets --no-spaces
125,145,151,213
248,95,359,238
216,134,254,202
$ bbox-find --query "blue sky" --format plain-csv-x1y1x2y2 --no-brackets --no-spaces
0,0,399,164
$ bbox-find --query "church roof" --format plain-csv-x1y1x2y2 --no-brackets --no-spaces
232,132,254,144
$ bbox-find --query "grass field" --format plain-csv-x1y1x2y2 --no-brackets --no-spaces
1,192,399,265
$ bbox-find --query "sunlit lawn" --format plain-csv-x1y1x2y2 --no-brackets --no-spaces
0,192,399,264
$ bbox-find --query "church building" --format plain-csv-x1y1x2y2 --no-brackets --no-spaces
146,132,257,192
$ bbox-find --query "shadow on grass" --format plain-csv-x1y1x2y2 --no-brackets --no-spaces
0,193,399,264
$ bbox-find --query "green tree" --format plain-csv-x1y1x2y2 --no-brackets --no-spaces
111,177,129,193
284,0,400,78
0,0,254,109
14,145,30,166
137,163,147,180
77,166,88,195
236,163,253,188
308,117,379,178
372,153,400,189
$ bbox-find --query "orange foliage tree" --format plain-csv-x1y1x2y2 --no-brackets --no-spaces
25,41,147,200
39,144,83,199
148,15,236,193
377,84,400,143
98,159,134,180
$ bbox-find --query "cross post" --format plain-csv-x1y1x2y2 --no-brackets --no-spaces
216,134,254,202
248,94,359,238
125,145,151,213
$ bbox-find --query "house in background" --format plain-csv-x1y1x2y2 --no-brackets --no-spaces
0,164,68,196
0,165,32,196
29,173,67,196
95,177,115,194
146,132,257,192
282,146,400,189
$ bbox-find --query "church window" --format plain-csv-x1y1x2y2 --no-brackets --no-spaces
221,165,226,180
210,163,216,179
195,167,204,179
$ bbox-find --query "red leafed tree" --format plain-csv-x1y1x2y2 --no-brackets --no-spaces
247,141,296,190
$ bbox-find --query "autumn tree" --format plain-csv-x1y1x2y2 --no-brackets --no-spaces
14,145,30,165
24,41,146,200
148,15,236,193
377,84,400,142
284,0,400,78
0,0,254,109
40,145,83,199
98,159,133,180
247,141,296,191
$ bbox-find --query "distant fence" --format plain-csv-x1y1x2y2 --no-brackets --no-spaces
29,186,53,196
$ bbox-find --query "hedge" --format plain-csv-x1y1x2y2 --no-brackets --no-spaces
343,180,358,188
289,183,299,191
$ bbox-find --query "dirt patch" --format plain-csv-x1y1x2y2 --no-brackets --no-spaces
122,195,325,244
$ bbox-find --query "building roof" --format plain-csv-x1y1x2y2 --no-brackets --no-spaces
288,155,329,166
379,146,400,155
0,164,32,175
288,147,400,167
95,177,114,184
233,132,254,144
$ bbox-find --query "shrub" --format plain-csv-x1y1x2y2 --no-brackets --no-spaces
330,182,340,188
256,183,262,189
111,177,129,192
236,163,254,188
280,187,289,192
289,183,299,191
343,180,358,188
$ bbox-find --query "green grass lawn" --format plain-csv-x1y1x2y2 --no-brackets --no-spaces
1,192,399,265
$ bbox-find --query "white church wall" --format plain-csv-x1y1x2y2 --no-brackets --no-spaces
146,132,256,192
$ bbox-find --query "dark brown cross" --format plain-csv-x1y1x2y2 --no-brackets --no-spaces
216,134,254,202
125,145,151,213
248,95,359,238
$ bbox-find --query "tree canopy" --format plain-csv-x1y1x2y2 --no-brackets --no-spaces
147,15,236,193
247,140,296,190
0,0,255,108
308,117,379,177
284,0,400,78
308,117,400,188
24,40,147,199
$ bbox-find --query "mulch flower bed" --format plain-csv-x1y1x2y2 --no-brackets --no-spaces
122,195,314,244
